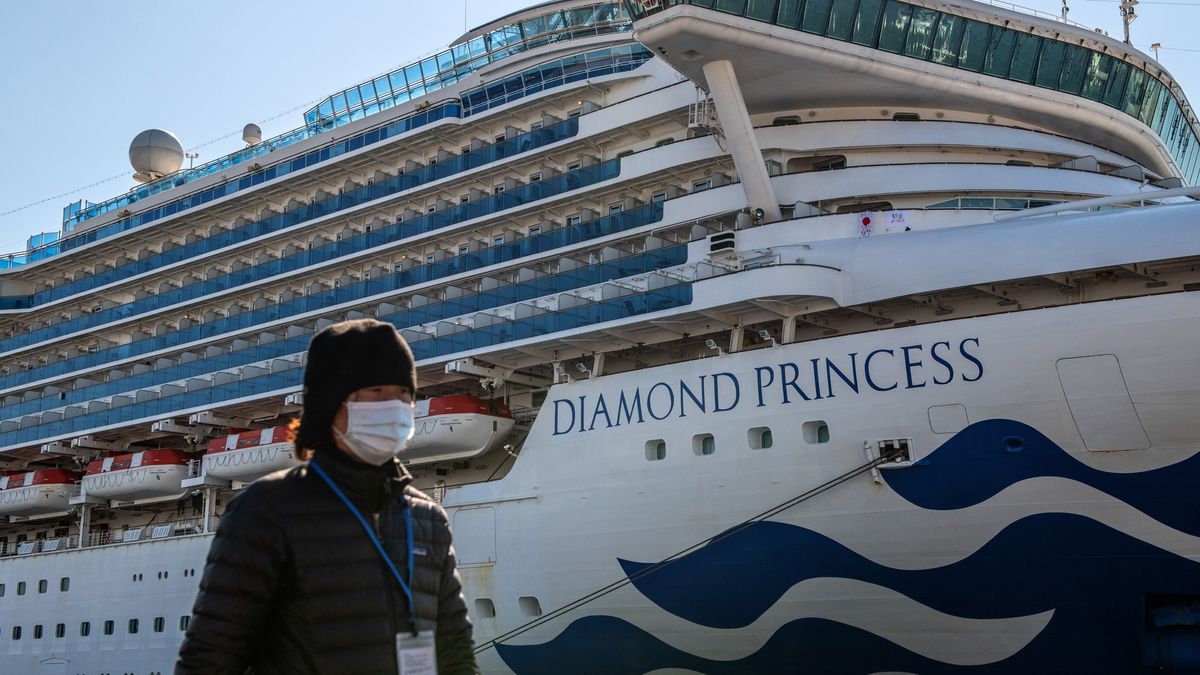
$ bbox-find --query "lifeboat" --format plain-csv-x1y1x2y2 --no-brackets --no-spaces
406,395,515,464
82,449,191,501
204,426,299,483
0,469,81,516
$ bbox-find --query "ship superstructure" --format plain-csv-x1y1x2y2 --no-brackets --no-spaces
1,0,1199,672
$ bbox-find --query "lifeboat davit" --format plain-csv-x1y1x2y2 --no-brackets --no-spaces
0,469,81,516
204,426,299,483
406,395,514,464
82,449,191,501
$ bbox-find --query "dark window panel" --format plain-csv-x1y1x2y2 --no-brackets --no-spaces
904,7,939,60
930,13,964,66
1057,44,1089,94
957,20,990,72
827,0,860,39
1008,32,1040,83
776,0,801,28
802,0,834,34
851,0,886,46
1102,61,1132,108
877,0,913,53
982,27,1016,78
1080,53,1112,101
747,0,776,21
1033,40,1066,89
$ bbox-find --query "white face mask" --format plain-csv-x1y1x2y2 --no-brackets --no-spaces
333,400,416,465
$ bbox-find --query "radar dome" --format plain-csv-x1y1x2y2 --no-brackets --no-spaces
129,129,184,183
242,123,262,146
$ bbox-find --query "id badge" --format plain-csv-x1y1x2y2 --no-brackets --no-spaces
397,629,437,675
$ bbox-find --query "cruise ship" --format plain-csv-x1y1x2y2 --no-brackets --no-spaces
2,0,1198,672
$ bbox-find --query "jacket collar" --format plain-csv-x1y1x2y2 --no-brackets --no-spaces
309,445,413,514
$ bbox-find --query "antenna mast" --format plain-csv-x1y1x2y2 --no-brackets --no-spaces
1120,0,1138,45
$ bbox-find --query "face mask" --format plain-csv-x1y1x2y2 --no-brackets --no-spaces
333,400,415,465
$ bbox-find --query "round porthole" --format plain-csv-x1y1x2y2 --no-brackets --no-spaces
1003,436,1026,454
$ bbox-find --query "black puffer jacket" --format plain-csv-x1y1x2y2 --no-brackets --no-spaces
176,448,478,674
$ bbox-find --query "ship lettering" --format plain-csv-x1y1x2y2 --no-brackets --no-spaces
551,338,983,435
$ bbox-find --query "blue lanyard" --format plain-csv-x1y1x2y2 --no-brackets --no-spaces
309,460,416,631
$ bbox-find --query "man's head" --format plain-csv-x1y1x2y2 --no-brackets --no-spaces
295,319,417,457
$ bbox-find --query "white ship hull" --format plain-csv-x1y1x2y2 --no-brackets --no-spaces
1,292,1195,673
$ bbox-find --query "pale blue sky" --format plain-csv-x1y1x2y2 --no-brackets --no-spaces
0,0,1194,255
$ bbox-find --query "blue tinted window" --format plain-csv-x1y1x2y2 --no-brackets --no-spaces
1033,40,1065,88
957,20,990,72
1008,33,1039,83
904,7,939,60
981,27,1016,77
852,0,885,46
930,13,963,66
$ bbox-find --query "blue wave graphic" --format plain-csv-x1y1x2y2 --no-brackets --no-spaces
498,514,1200,674
497,615,985,675
882,419,1200,535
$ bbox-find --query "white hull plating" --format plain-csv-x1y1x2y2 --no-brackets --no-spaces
0,484,78,517
81,465,190,501
203,443,300,483
1,292,1195,673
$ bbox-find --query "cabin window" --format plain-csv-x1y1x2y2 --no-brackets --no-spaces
529,172,542,182
179,615,191,631
518,596,543,617
55,623,65,638
33,624,43,639
38,579,47,593
11,626,20,640
803,420,831,444
474,598,496,618
692,179,712,192
748,426,774,450
17,581,25,595
154,617,165,633
128,618,139,634
80,621,91,637
566,214,582,226
567,162,580,172
493,235,504,246
458,244,469,255
693,433,716,456
645,439,667,461
608,203,623,214
60,577,69,592
0,583,5,597
528,225,542,236
104,620,115,636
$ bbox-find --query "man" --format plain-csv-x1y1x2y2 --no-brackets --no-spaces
177,319,478,674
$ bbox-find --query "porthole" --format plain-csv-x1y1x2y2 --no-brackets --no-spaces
518,596,543,617
55,623,65,638
104,620,114,636
33,624,42,639
10,626,20,640
60,577,69,592
692,433,716,456
16,581,25,596
179,615,190,632
803,420,830,444
128,618,139,634
37,579,47,593
645,439,666,461
474,598,496,618
80,621,91,637
748,426,773,450
153,617,165,633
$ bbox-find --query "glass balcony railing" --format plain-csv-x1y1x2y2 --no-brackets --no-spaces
0,204,668,409
625,0,1200,186
3,44,653,271
0,158,624,356
306,3,632,132
0,277,693,447
25,117,580,307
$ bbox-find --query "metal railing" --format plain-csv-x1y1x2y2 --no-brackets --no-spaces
0,516,212,558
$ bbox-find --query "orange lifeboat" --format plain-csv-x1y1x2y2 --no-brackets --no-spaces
407,395,515,464
82,449,191,501
203,426,299,483
0,469,81,516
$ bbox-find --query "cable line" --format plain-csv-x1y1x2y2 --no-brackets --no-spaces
473,451,900,655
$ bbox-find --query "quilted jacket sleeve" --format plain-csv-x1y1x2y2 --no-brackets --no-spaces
434,508,480,675
175,485,288,675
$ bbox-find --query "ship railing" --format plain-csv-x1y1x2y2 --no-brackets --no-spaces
186,459,203,478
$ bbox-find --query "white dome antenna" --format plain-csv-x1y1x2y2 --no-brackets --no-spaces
242,123,262,146
129,129,184,183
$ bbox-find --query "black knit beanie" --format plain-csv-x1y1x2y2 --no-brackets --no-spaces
295,319,417,452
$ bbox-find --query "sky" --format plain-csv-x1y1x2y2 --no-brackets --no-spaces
0,0,1195,255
